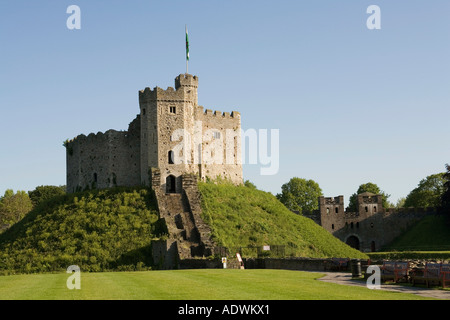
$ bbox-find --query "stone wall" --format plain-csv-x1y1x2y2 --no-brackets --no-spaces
66,116,141,193
194,106,242,185
316,194,439,252
151,239,179,270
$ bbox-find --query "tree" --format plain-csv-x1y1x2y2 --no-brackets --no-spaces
347,182,390,212
395,197,406,208
28,185,66,207
0,189,33,228
403,173,445,208
441,164,450,215
276,177,323,214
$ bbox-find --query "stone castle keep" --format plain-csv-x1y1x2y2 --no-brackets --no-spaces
66,74,243,194
66,74,243,267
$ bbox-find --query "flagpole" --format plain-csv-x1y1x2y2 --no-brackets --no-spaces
185,25,189,74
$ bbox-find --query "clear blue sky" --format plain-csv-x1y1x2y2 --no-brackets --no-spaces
1,0,449,205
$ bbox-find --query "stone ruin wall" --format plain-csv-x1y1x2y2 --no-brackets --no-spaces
316,195,439,252
66,116,141,193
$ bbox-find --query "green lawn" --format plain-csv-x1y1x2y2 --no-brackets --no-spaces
0,269,433,300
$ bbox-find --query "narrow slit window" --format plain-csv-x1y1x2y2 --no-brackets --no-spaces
170,106,176,114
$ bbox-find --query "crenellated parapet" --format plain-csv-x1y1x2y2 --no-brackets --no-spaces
195,106,241,125
175,73,198,89
139,86,189,104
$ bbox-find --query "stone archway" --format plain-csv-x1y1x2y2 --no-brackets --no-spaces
346,235,360,250
166,175,176,194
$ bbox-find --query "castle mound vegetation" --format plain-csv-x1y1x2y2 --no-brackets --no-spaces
198,180,368,259
0,181,367,275
0,187,162,274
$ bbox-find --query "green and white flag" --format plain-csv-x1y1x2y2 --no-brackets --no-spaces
186,26,189,61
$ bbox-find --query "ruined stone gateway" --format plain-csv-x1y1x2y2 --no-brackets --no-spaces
313,192,438,252
65,74,243,268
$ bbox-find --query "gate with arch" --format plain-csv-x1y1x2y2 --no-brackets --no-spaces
345,235,360,250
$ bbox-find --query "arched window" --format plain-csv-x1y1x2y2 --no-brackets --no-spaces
168,150,174,164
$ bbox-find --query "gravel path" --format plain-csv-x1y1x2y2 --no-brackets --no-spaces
317,272,450,300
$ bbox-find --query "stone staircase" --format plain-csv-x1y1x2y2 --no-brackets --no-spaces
158,193,203,259
150,169,215,269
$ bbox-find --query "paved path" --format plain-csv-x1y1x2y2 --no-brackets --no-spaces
317,272,450,300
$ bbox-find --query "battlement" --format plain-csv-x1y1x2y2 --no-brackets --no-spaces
175,73,198,89
67,117,140,146
195,106,241,119
319,196,344,205
139,74,200,104
139,86,187,103
358,192,381,204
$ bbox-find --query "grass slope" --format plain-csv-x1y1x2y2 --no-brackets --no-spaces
384,215,450,251
198,181,367,259
0,187,162,274
0,269,431,300
0,181,366,275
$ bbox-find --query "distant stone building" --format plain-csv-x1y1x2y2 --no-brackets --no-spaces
314,192,438,252
65,74,243,194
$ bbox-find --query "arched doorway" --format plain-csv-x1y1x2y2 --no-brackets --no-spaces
346,235,360,250
166,175,176,193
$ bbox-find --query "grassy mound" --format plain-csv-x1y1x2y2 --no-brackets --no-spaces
0,181,367,275
0,187,163,274
198,181,368,259
382,215,450,252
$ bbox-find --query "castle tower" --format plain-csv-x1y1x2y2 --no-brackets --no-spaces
139,74,242,193
67,73,242,194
